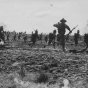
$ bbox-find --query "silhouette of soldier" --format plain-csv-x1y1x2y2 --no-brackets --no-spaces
18,32,21,40
30,29,39,47
84,33,88,48
54,18,71,51
23,35,27,43
0,26,5,42
65,34,70,42
74,30,80,46
38,33,43,43
7,32,10,42
13,33,16,41
45,35,48,43
48,29,56,48
38,33,42,40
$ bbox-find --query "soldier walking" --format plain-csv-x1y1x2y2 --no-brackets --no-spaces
0,26,5,42
45,35,48,43
23,35,27,43
74,30,80,46
7,32,10,42
13,33,16,41
48,29,56,48
18,32,21,40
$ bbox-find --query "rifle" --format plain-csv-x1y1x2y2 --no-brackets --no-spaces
66,25,78,42
67,25,78,35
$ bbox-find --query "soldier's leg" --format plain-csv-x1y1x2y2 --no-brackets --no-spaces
48,39,52,45
31,39,37,47
46,39,47,43
57,34,60,46
61,35,65,52
31,41,35,47
53,41,55,48
75,39,78,46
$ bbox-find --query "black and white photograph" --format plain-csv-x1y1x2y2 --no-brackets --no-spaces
0,0,88,88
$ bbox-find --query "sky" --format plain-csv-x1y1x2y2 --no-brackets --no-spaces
0,0,88,35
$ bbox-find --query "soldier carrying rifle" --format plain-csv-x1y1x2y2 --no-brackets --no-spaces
53,18,72,52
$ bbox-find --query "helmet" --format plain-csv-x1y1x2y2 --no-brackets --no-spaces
60,18,67,22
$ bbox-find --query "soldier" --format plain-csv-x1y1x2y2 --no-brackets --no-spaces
7,32,10,42
84,33,88,47
45,35,48,43
48,29,56,48
74,30,80,46
13,33,16,41
0,26,5,42
30,29,39,47
18,32,21,40
38,33,43,43
23,35,27,43
65,34,70,42
53,18,71,51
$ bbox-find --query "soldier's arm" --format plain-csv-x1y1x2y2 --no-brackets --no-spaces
65,25,71,31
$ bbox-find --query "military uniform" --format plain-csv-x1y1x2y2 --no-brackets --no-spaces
48,30,56,48
0,26,5,42
54,18,71,51
74,30,80,46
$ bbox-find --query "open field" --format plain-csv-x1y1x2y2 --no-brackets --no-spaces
0,39,88,88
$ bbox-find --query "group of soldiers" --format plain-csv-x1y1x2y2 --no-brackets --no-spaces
0,30,27,42
45,18,80,52
0,18,88,52
43,18,88,52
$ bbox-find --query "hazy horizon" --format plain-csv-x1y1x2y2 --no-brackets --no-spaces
0,0,88,35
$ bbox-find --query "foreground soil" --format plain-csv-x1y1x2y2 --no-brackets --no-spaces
0,39,87,88
0,46,88,88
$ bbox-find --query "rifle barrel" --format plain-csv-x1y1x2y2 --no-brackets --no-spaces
67,25,78,35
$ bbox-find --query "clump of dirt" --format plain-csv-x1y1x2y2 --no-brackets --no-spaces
36,73,49,83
